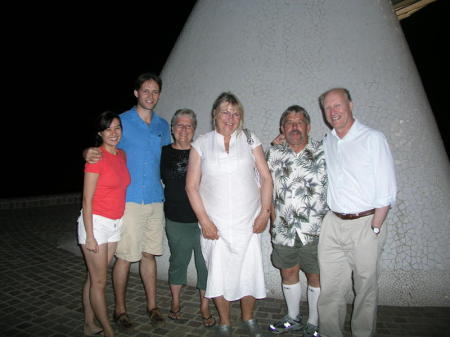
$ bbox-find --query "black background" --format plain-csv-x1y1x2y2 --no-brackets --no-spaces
3,1,448,198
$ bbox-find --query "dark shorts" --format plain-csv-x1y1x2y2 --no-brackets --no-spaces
271,234,319,274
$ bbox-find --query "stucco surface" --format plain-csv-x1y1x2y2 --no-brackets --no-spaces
156,0,450,306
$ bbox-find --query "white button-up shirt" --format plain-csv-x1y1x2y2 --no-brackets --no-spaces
324,119,397,213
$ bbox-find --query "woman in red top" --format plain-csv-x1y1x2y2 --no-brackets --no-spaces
78,111,130,337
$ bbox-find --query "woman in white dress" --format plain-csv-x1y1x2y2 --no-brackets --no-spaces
186,92,272,337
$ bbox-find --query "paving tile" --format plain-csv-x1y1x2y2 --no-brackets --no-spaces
1,204,449,337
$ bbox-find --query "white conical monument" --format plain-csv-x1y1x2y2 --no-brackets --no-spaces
157,0,450,306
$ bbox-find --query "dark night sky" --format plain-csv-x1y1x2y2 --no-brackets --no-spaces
400,0,449,159
3,1,448,198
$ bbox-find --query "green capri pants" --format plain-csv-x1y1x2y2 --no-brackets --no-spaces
165,218,208,290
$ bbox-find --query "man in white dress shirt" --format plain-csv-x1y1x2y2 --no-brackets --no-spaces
317,88,397,337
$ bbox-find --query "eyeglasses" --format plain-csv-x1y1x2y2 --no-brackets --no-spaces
173,123,194,130
220,110,241,118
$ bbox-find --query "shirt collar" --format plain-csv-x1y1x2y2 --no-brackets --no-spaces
282,137,313,155
213,129,239,139
130,106,157,123
331,119,362,141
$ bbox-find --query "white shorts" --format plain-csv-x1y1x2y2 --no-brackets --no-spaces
77,211,123,245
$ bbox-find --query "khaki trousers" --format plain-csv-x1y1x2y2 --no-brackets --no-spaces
318,211,387,337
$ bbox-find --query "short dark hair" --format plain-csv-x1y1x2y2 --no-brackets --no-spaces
134,72,162,92
279,105,310,128
95,111,122,146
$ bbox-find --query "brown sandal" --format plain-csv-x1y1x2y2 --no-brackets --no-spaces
168,308,182,320
147,307,165,326
113,312,132,329
202,315,216,327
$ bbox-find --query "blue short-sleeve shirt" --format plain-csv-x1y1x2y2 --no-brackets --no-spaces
118,107,171,204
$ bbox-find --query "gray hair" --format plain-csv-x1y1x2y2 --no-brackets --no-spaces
279,105,310,128
318,88,352,111
171,108,197,129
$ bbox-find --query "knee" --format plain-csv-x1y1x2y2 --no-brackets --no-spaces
280,268,300,284
170,249,186,263
306,273,320,288
90,275,107,289
142,252,155,260
354,272,377,291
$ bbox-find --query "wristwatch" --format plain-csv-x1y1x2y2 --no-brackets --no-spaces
371,225,380,234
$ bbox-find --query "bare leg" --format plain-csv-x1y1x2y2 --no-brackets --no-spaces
240,296,256,321
141,252,157,310
113,256,131,315
199,289,211,317
305,273,320,288
83,274,101,333
169,284,182,318
214,296,231,326
241,296,262,336
82,242,117,337
281,265,301,284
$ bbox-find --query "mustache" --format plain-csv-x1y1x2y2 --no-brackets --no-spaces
288,130,302,136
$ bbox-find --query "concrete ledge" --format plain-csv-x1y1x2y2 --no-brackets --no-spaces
62,227,450,307
0,193,81,210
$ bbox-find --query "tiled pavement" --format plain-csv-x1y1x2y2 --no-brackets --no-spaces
1,203,449,337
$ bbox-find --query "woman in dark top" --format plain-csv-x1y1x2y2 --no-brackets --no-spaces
160,108,215,327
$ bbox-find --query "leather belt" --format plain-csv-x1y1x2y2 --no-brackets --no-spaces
333,209,375,220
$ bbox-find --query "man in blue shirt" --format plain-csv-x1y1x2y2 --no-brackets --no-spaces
85,73,171,328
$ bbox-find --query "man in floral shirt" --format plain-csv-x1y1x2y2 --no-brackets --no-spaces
266,105,327,337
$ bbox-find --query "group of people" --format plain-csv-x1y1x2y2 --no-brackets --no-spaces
77,72,397,337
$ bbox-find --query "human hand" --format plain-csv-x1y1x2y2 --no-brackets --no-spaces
200,219,219,240
85,147,102,164
85,238,99,253
253,212,269,233
271,134,285,146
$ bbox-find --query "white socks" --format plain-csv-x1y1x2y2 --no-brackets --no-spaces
282,282,301,320
282,282,321,325
307,285,320,326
